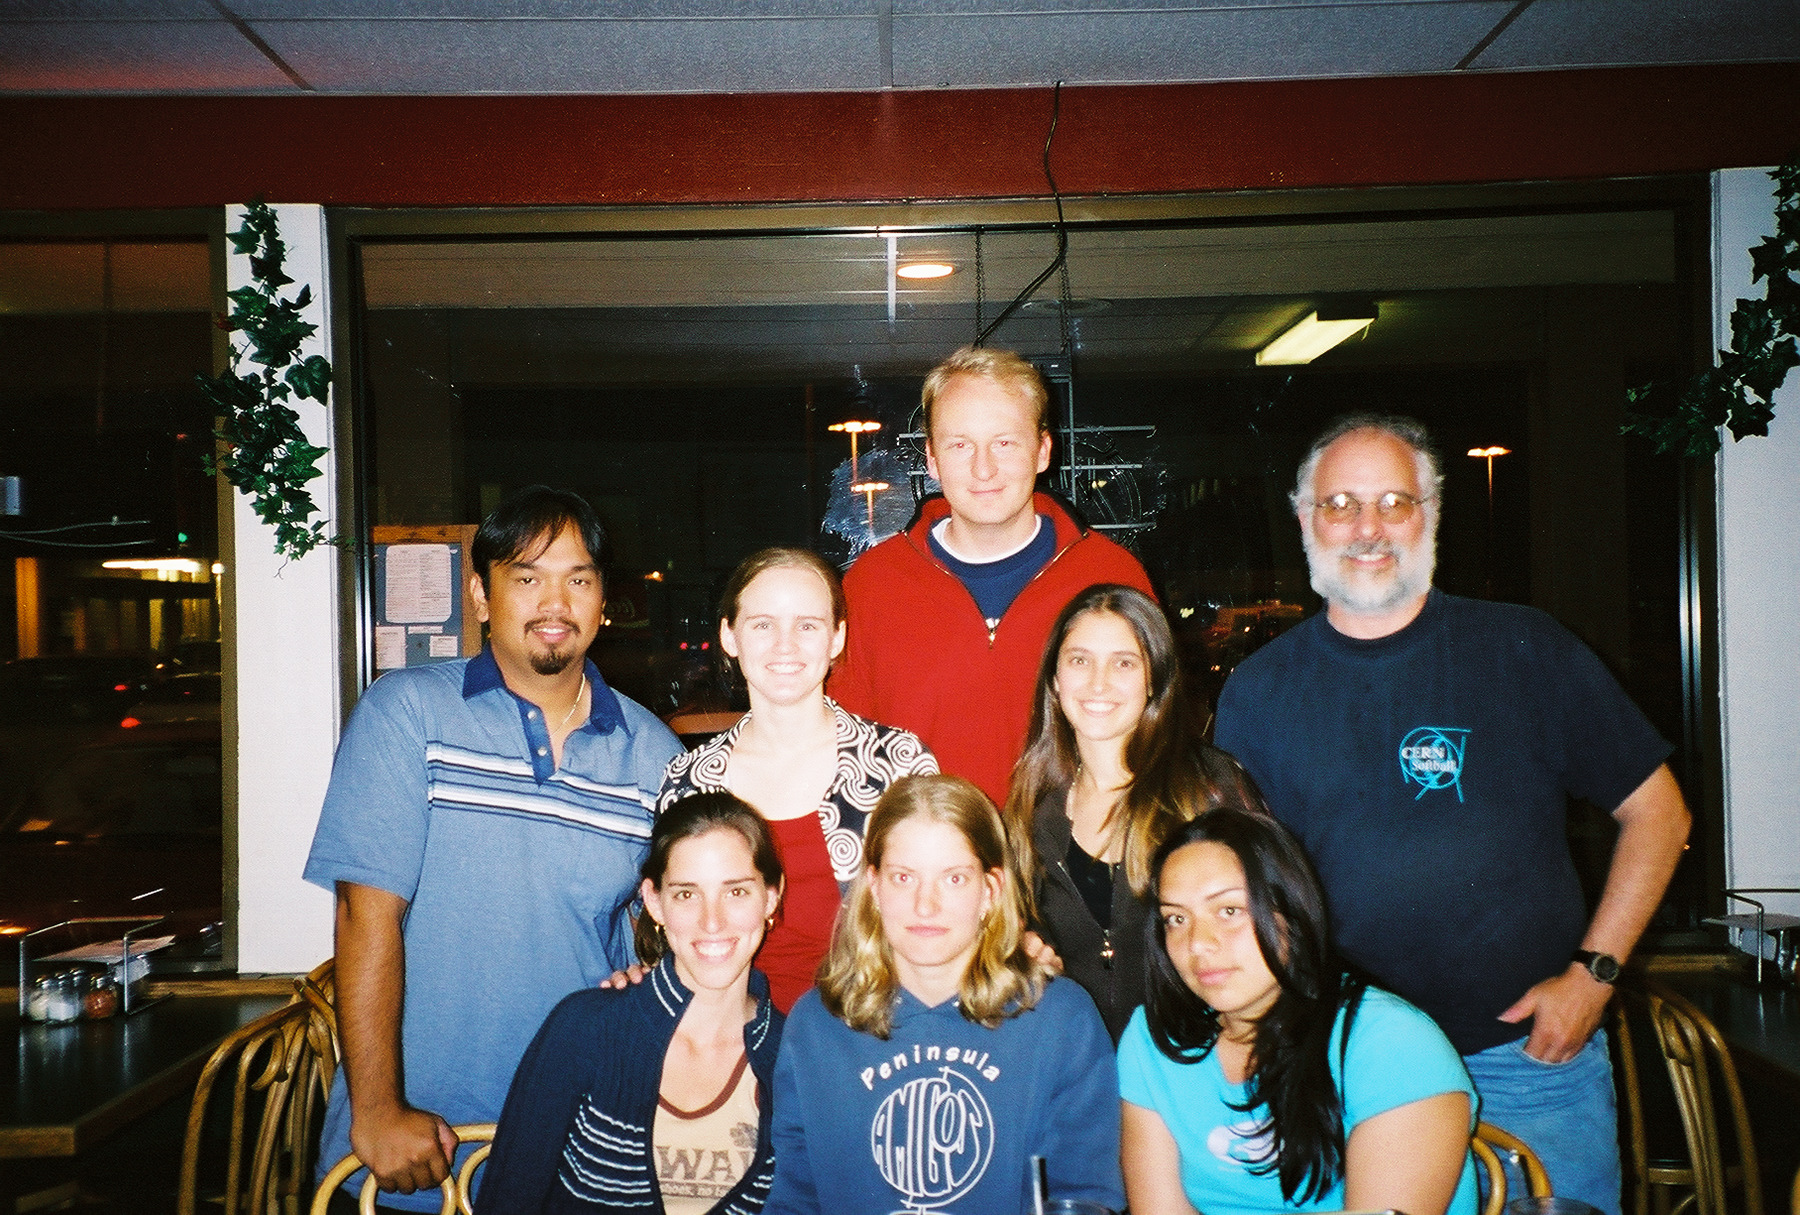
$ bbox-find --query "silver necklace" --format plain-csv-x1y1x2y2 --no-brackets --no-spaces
558,675,587,730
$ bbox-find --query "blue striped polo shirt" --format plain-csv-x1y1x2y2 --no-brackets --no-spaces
304,647,682,1209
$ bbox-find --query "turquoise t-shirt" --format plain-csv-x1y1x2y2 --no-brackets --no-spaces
1117,987,1479,1215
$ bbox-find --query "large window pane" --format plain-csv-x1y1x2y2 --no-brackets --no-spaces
0,237,224,973
353,197,1700,924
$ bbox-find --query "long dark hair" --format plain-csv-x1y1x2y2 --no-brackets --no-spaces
635,792,784,967
1004,583,1257,899
1143,806,1367,1206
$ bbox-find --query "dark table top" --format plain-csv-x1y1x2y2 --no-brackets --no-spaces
1656,965,1800,1096
2,991,289,1158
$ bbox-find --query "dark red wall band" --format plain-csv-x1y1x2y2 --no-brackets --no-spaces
4,63,1798,211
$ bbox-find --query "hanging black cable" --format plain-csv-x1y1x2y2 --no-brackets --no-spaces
975,80,1069,348
973,227,985,343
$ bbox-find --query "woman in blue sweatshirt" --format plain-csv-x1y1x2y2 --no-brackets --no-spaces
478,793,786,1215
764,773,1124,1215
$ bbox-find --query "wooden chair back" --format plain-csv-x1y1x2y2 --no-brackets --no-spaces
178,959,340,1215
309,1124,495,1215
1645,981,1764,1215
1473,1120,1554,1215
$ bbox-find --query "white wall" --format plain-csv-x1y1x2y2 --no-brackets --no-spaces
226,203,339,973
1713,168,1800,918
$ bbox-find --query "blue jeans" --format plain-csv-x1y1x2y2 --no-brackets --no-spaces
1462,1030,1621,1215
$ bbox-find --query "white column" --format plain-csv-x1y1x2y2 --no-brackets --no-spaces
1713,168,1800,917
224,203,339,973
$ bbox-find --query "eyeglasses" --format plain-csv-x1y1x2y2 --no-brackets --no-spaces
1312,491,1430,525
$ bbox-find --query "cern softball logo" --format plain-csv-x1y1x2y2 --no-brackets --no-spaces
870,1066,994,1213
1398,727,1469,801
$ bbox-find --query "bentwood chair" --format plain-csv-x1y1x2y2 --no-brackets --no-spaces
1642,980,1764,1215
179,959,340,1215
1614,983,1707,1215
1472,1121,1554,1215
310,1124,496,1215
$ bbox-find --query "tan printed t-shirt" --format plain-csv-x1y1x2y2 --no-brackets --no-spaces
653,1053,759,1215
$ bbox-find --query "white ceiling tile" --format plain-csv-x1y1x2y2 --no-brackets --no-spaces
0,0,1793,95
893,3,1517,85
0,1,215,16
1471,0,1800,68
240,0,875,16
0,20,296,92
256,14,885,91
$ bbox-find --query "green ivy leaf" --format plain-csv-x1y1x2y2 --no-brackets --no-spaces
1625,158,1799,457
1750,235,1787,283
285,355,332,402
207,200,337,561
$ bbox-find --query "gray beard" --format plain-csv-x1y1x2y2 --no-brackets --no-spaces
1303,530,1437,616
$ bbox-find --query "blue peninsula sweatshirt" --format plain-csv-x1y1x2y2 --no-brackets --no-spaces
763,976,1123,1215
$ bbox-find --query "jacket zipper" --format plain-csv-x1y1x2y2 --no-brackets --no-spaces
909,519,1090,650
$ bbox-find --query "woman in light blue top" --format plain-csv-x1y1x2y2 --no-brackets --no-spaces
1118,805,1479,1215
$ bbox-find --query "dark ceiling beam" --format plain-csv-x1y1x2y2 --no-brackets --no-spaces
204,0,312,92
1456,0,1536,71
3,63,1798,211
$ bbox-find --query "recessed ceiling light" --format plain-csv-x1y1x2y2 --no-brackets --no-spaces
896,262,955,279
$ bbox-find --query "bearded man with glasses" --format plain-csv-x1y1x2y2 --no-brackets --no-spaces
1214,415,1690,1215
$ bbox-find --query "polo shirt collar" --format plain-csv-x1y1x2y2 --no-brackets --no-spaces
461,646,627,734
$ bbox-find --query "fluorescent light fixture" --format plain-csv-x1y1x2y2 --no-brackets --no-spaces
102,558,205,574
896,262,955,280
1256,304,1378,366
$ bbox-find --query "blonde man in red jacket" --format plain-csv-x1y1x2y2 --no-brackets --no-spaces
830,346,1154,806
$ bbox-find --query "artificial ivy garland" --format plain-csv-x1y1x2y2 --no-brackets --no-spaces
198,201,334,560
1624,159,1800,458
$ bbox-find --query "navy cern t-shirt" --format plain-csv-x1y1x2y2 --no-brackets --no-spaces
1214,589,1670,1055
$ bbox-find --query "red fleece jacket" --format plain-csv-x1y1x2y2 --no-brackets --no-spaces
830,492,1154,806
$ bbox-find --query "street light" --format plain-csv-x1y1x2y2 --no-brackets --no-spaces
829,420,881,484
850,480,890,538
1466,446,1511,513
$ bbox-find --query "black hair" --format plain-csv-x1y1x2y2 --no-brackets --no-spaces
471,485,607,592
634,792,784,967
1143,805,1367,1206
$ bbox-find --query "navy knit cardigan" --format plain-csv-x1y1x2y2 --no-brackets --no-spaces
476,956,783,1215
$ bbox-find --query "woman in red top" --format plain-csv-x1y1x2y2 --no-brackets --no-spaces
659,548,936,1012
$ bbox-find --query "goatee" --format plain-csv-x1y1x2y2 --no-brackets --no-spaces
529,647,578,676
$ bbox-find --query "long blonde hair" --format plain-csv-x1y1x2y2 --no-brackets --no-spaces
817,774,1048,1038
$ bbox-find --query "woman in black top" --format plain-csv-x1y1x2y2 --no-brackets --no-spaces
1002,584,1256,1040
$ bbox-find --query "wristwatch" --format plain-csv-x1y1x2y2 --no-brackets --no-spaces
1572,949,1621,984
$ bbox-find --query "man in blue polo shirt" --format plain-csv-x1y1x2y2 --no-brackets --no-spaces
304,486,681,1211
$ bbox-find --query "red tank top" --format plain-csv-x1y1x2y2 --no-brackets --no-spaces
761,813,843,1013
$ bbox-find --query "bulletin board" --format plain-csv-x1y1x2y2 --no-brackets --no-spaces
371,525,482,670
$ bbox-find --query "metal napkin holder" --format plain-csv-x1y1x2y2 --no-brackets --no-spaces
17,914,170,1018
1703,888,1800,984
